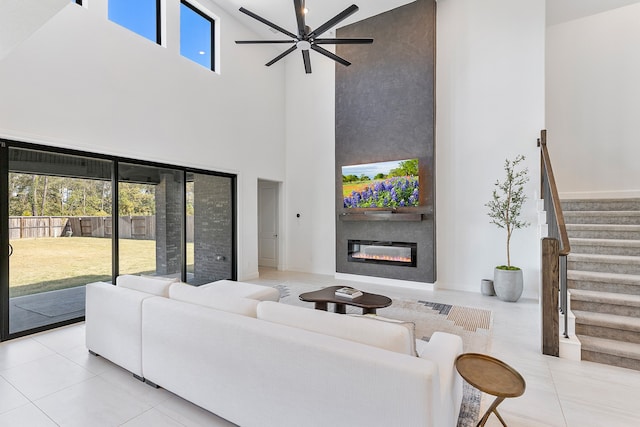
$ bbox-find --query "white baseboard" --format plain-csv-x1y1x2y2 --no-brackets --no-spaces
559,333,582,361
559,189,640,199
334,272,435,291
240,270,260,281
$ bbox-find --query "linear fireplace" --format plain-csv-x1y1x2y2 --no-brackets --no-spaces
348,240,417,267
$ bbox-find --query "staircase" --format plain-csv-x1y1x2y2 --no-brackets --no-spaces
562,198,640,371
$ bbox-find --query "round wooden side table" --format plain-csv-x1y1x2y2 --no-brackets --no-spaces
455,353,526,427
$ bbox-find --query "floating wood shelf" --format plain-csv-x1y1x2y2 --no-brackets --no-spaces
339,212,424,222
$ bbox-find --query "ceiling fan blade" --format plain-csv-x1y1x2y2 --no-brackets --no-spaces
310,44,351,67
314,38,373,45
236,40,296,44
293,0,306,37
239,7,298,39
265,45,298,67
302,49,312,74
308,4,359,39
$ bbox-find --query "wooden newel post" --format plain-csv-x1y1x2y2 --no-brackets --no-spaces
541,237,559,356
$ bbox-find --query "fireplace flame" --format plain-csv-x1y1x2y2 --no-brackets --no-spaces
352,252,412,263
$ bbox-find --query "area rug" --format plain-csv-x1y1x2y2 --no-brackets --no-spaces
264,280,492,427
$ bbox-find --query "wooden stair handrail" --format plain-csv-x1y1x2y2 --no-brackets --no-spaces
538,130,571,256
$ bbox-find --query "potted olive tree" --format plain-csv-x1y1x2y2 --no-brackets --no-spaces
485,155,530,302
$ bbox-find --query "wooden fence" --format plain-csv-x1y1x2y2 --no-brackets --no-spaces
9,216,194,241
8,216,68,239
67,216,156,239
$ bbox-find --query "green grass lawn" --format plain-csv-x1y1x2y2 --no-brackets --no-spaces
9,237,193,297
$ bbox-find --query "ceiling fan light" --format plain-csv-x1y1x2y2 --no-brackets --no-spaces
297,40,311,50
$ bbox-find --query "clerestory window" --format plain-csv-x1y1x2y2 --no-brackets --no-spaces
108,0,161,45
180,1,216,71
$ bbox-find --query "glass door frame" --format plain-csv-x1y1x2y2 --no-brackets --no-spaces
0,139,236,341
0,140,10,340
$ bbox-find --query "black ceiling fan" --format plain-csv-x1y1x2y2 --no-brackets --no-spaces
235,0,373,74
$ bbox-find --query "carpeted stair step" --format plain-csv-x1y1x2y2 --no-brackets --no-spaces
561,198,640,212
570,289,640,317
574,310,640,344
564,211,640,225
566,224,640,240
578,335,640,371
560,198,640,371
568,253,640,275
568,270,640,295
569,238,640,256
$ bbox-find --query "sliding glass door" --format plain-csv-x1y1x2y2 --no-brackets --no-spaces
1,141,237,340
118,163,184,279
4,146,112,335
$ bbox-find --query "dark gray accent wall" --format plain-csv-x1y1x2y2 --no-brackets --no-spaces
335,0,436,283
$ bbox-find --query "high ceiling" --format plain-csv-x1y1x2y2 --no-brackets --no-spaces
547,0,640,26
5,0,639,63
215,0,416,38
216,0,640,34
0,0,68,61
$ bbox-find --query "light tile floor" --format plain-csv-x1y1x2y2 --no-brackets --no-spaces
0,269,639,426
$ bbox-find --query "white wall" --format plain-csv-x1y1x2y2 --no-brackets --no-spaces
434,0,545,297
547,3,640,199
283,51,336,274
0,0,287,280
282,0,546,297
0,0,68,61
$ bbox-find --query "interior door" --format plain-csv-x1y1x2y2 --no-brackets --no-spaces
258,180,278,268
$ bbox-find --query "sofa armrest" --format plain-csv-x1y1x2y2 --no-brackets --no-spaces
85,281,155,376
416,332,464,427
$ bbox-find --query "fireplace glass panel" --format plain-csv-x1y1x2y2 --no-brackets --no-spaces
348,240,417,267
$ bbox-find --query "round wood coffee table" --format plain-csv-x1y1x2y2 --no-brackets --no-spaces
455,353,526,427
299,286,392,314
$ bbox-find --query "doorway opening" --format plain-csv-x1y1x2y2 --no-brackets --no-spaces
258,179,281,270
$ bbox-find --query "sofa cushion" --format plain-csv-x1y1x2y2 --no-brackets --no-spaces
169,282,260,317
116,274,176,296
349,314,418,356
199,279,280,301
256,301,415,355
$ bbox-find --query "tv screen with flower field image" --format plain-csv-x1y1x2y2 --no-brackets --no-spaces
342,159,419,209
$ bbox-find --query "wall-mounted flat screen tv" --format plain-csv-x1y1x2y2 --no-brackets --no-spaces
342,158,419,209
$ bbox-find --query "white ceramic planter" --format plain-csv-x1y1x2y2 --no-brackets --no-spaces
493,268,523,302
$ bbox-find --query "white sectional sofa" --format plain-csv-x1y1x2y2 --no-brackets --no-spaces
85,275,279,378
85,275,464,427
